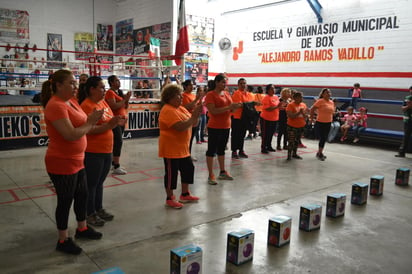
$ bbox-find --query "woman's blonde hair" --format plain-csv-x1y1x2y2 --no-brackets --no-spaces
161,84,182,105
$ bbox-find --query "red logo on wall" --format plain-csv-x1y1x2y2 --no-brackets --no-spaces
233,40,244,61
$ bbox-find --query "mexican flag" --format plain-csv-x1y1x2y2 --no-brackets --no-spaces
174,0,189,65
149,37,160,59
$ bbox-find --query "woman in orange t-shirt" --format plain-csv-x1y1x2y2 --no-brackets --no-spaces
310,88,334,161
42,70,103,255
204,74,241,185
286,91,308,160
105,75,131,175
158,84,202,209
79,76,123,227
260,84,280,153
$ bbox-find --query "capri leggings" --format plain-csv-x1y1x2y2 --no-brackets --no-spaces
49,169,88,230
206,128,230,157
316,121,331,149
163,157,194,190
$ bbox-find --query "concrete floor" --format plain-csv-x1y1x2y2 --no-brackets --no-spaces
0,137,411,274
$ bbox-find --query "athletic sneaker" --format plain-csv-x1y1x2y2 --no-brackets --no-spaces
96,209,114,221
86,213,105,227
218,171,234,180
232,151,239,159
292,154,303,160
208,175,218,185
316,153,326,161
179,193,200,203
112,166,127,175
298,143,307,148
165,199,183,209
238,151,249,158
75,226,102,240
56,237,82,255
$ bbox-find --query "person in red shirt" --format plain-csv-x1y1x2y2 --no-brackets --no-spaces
310,88,335,161
158,84,202,209
260,84,280,153
231,78,256,158
105,75,131,175
79,76,124,227
286,91,308,160
41,70,103,255
204,74,241,184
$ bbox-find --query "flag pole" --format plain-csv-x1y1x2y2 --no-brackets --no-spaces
180,56,185,81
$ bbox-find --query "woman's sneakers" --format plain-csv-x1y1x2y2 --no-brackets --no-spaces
56,237,82,255
87,213,105,227
97,209,114,221
75,225,102,240
316,152,327,161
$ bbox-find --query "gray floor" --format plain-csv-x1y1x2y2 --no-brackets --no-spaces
0,137,411,274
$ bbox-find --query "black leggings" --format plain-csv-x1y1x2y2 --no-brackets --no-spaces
316,121,331,149
260,118,277,150
84,152,112,216
112,125,124,157
231,118,247,152
49,169,88,230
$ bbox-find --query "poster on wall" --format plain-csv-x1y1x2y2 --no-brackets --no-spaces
116,18,134,55
184,52,208,85
133,27,152,55
151,22,172,57
187,15,214,47
47,33,62,68
96,24,114,51
96,55,114,74
0,8,29,42
74,33,94,60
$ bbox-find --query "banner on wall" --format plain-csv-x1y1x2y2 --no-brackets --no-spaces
116,18,134,55
133,27,151,55
219,2,411,88
187,15,214,47
151,22,172,56
74,33,94,60
47,33,62,68
96,24,114,51
0,103,160,150
184,52,208,85
0,8,29,42
96,55,114,74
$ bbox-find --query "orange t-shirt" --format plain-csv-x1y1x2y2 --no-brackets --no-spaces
158,104,192,158
182,92,196,112
254,93,264,112
105,89,127,117
204,90,232,129
81,98,114,153
231,90,256,119
313,98,334,123
287,101,307,128
44,96,87,175
260,94,280,121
